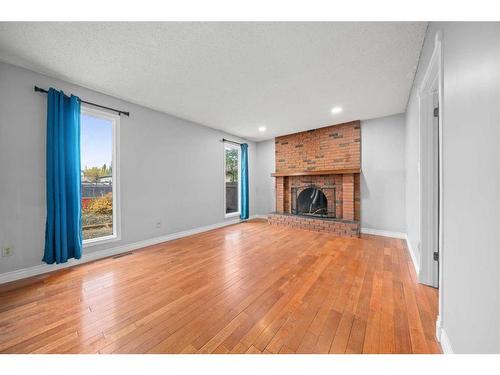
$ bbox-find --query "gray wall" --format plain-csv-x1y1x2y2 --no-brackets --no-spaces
0,62,257,275
406,22,500,353
361,114,406,233
255,139,275,215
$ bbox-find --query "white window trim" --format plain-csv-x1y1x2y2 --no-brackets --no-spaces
81,105,121,247
223,142,241,218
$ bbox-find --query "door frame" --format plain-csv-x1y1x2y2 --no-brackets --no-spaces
417,31,444,340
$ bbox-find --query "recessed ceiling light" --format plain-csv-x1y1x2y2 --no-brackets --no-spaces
258,126,267,132
331,106,343,114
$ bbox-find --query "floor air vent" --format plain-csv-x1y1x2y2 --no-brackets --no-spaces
112,252,134,259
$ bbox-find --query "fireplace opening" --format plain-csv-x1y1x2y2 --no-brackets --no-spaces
291,186,336,218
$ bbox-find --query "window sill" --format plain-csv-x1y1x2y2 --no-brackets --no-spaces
83,234,120,248
225,212,241,219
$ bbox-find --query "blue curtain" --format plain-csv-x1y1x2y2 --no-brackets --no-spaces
43,88,82,264
240,143,249,220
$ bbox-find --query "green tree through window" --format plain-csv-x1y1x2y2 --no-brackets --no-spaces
225,148,238,182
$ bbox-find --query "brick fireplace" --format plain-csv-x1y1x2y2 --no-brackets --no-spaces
268,121,361,237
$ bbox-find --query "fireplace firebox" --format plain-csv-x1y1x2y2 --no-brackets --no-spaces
291,186,336,218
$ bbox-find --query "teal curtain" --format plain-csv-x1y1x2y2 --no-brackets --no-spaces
240,143,249,220
43,88,82,264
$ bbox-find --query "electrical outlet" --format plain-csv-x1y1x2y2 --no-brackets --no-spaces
155,221,161,229
2,246,13,257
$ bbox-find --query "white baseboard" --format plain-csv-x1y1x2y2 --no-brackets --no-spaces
0,217,243,285
250,214,268,220
436,318,454,354
440,329,454,354
435,315,442,341
405,236,421,277
360,227,407,239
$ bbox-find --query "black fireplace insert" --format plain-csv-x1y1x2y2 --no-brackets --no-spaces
291,185,336,218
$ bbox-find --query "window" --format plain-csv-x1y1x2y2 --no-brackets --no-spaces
224,143,240,217
80,106,119,245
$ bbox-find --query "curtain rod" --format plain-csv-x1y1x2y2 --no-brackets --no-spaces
222,138,243,146
34,86,130,117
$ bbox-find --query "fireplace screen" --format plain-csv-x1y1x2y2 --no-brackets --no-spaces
291,186,336,218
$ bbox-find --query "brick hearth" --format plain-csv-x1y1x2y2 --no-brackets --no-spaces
270,121,361,237
268,213,360,237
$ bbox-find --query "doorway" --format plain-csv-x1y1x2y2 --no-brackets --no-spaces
419,34,442,289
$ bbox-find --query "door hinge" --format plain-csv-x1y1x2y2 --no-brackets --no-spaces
433,252,439,261
433,107,439,117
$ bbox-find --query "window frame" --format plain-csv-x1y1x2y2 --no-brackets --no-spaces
81,105,121,247
223,142,241,219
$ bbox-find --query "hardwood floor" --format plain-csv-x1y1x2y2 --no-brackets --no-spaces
0,219,441,354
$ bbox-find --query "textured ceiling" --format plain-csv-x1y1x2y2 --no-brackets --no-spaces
0,22,426,141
